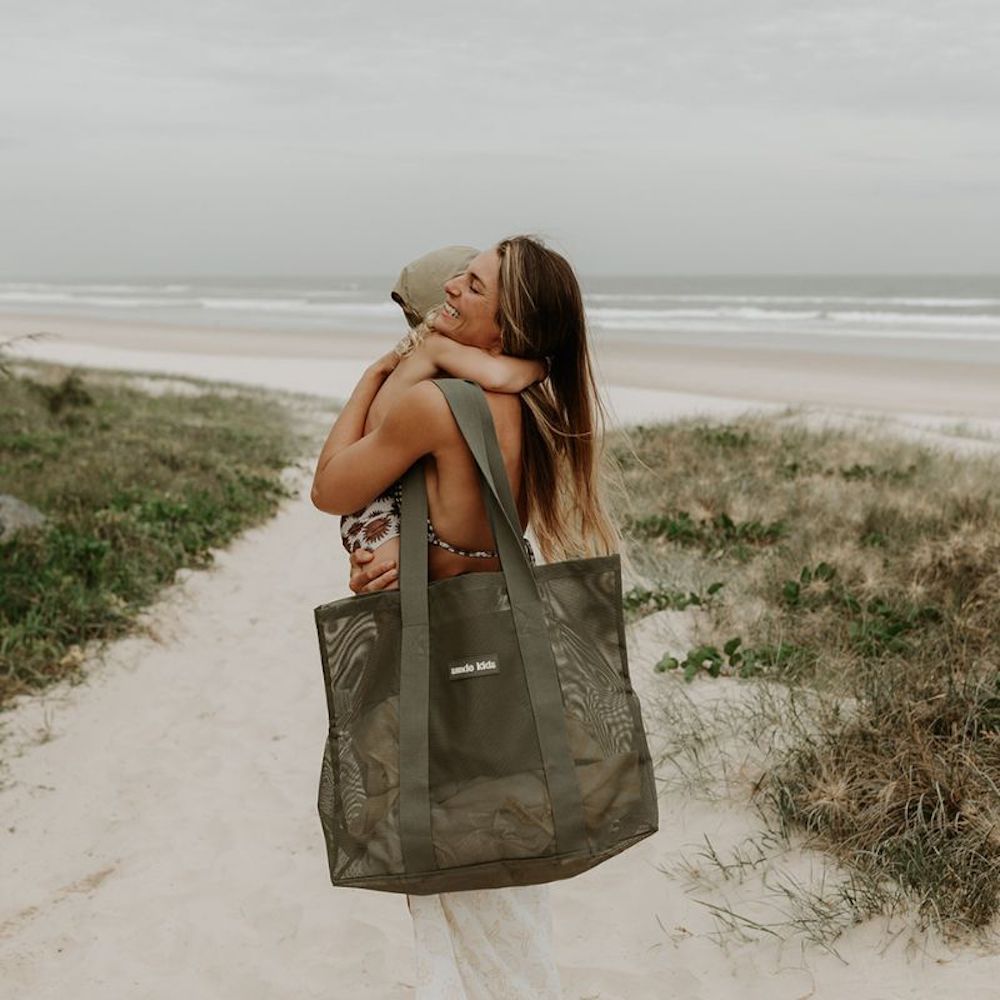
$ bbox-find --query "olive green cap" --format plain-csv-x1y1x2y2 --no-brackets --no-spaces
391,245,479,328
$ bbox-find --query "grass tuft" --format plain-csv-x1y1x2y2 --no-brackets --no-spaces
608,412,1000,945
0,363,307,705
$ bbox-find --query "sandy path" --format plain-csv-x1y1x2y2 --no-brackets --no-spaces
1,464,414,998
3,417,1000,999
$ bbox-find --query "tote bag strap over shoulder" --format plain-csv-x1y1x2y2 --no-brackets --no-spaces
396,378,589,873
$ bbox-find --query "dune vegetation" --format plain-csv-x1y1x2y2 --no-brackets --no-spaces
0,357,306,706
607,412,1000,945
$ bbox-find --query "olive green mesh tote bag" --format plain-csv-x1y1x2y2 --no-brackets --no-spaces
314,377,659,894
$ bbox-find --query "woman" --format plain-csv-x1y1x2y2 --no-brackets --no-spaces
336,244,549,589
311,235,623,998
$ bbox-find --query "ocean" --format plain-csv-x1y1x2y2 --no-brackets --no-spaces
2,274,998,364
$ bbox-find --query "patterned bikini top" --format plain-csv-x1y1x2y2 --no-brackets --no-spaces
339,478,537,565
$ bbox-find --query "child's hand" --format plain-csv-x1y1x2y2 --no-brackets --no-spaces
528,357,549,385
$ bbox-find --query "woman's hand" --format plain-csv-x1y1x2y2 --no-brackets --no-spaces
365,349,403,381
349,548,399,593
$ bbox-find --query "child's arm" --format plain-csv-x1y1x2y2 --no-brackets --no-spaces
421,331,547,392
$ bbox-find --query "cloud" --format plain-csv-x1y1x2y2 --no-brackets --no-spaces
1,1,998,273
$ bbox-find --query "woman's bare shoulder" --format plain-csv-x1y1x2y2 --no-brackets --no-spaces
386,380,522,447
412,384,522,457
480,385,521,418
481,390,524,458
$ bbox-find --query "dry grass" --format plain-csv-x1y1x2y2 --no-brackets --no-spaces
607,411,1000,945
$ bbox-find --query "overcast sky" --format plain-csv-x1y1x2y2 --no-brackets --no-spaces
1,1,998,276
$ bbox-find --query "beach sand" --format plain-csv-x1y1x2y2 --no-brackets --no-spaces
3,310,999,428
2,314,1000,998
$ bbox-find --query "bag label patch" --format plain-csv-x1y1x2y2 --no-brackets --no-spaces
448,653,500,681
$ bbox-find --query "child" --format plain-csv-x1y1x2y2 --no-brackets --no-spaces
342,246,549,593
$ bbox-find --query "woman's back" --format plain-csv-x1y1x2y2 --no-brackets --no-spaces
416,387,529,582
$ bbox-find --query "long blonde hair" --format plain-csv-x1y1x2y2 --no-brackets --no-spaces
495,235,625,564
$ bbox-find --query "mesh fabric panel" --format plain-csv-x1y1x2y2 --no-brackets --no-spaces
315,556,659,892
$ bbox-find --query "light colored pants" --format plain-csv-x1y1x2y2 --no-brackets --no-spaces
407,883,563,999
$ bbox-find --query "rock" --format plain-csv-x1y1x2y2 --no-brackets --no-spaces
0,494,47,541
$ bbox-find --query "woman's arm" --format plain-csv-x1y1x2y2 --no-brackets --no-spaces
363,340,440,431
311,378,454,515
311,349,400,510
421,331,547,392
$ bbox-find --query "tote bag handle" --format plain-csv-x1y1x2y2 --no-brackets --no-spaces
396,378,588,873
